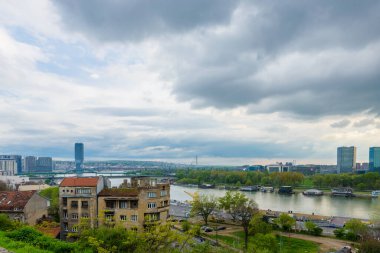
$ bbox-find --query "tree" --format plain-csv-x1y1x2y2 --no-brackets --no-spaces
358,239,380,253
251,233,278,253
190,194,218,225
219,191,248,222
345,218,368,238
275,213,295,232
249,213,272,236
220,192,258,250
305,221,322,236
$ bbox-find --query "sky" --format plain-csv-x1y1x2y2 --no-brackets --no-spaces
0,0,379,165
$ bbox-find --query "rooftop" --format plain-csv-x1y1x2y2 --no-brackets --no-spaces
0,190,36,211
98,188,139,197
60,177,99,187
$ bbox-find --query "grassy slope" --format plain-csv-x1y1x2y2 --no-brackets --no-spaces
0,232,53,253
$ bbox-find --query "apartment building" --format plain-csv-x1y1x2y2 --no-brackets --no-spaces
59,176,110,240
97,176,170,230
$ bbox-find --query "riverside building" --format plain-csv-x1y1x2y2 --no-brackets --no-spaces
337,146,356,173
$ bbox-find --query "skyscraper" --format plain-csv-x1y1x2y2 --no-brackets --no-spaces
337,146,356,173
36,157,53,173
24,156,37,173
75,143,84,173
369,147,380,173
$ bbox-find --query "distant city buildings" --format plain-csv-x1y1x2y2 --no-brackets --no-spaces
75,143,84,173
0,155,22,175
337,146,356,173
369,147,380,173
36,157,53,173
24,156,37,173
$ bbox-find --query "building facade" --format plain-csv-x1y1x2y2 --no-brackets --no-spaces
75,143,84,173
337,146,356,173
36,157,53,173
0,190,49,225
0,155,22,175
97,177,170,230
24,156,37,173
369,147,380,173
59,176,109,240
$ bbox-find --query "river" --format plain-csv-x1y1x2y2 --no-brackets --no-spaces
95,176,380,220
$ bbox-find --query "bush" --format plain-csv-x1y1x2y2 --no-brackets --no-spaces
334,228,345,239
0,214,19,231
359,239,380,253
345,231,358,241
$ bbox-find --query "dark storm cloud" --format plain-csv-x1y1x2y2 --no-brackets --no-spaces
54,0,238,42
54,0,380,117
330,119,351,128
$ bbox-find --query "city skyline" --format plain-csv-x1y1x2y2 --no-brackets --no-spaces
1,1,380,165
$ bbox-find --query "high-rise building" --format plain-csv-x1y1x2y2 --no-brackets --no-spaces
36,157,53,173
0,155,22,174
369,147,380,173
337,146,356,173
24,156,37,173
0,159,17,175
75,143,84,173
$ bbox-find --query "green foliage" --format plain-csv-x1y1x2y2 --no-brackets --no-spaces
250,233,278,253
181,220,191,232
345,218,368,237
305,221,322,236
40,187,59,222
312,172,380,190
333,228,346,239
358,239,380,253
274,214,296,231
249,213,272,235
190,194,218,225
0,214,21,231
219,191,248,221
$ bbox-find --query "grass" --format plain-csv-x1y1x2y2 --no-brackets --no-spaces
0,231,53,253
207,231,319,253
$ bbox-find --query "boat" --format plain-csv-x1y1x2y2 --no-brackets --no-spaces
240,185,260,192
303,189,323,196
371,190,380,198
261,186,274,193
331,187,354,197
198,184,215,189
278,186,293,194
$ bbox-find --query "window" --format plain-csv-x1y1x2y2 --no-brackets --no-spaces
71,201,78,208
62,197,67,206
131,227,138,231
106,200,116,209
160,190,167,197
120,215,127,221
105,214,114,221
130,200,138,208
147,192,157,198
72,213,78,220
63,210,68,219
147,202,156,209
119,201,127,209
145,213,159,221
131,215,138,222
75,188,91,194
72,226,78,232
63,223,68,231
81,201,89,208
82,213,89,218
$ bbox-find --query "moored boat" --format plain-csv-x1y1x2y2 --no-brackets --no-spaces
240,185,260,192
371,190,380,198
331,187,354,197
278,186,293,194
303,189,323,196
261,186,274,193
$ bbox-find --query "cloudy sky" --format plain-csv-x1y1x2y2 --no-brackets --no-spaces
0,0,379,165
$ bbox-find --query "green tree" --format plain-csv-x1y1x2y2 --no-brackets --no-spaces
190,194,218,225
345,218,368,238
305,221,322,236
251,233,278,253
219,191,248,222
249,213,272,236
274,214,295,232
40,187,59,222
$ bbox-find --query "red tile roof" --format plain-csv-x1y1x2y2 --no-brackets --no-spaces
0,190,36,211
60,177,99,187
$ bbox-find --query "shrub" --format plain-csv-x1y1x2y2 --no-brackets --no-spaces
334,228,345,239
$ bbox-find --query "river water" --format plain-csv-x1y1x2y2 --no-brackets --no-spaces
106,177,379,220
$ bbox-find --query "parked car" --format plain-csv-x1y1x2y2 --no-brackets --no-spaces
216,226,226,231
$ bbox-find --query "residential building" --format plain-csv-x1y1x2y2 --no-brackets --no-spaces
24,156,37,173
369,147,380,173
97,177,170,230
59,176,110,240
75,143,84,174
0,190,49,225
0,155,22,175
36,157,53,173
337,146,356,173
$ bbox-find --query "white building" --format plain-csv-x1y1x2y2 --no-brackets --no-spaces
0,160,17,176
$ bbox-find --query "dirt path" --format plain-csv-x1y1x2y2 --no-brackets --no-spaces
277,232,355,252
